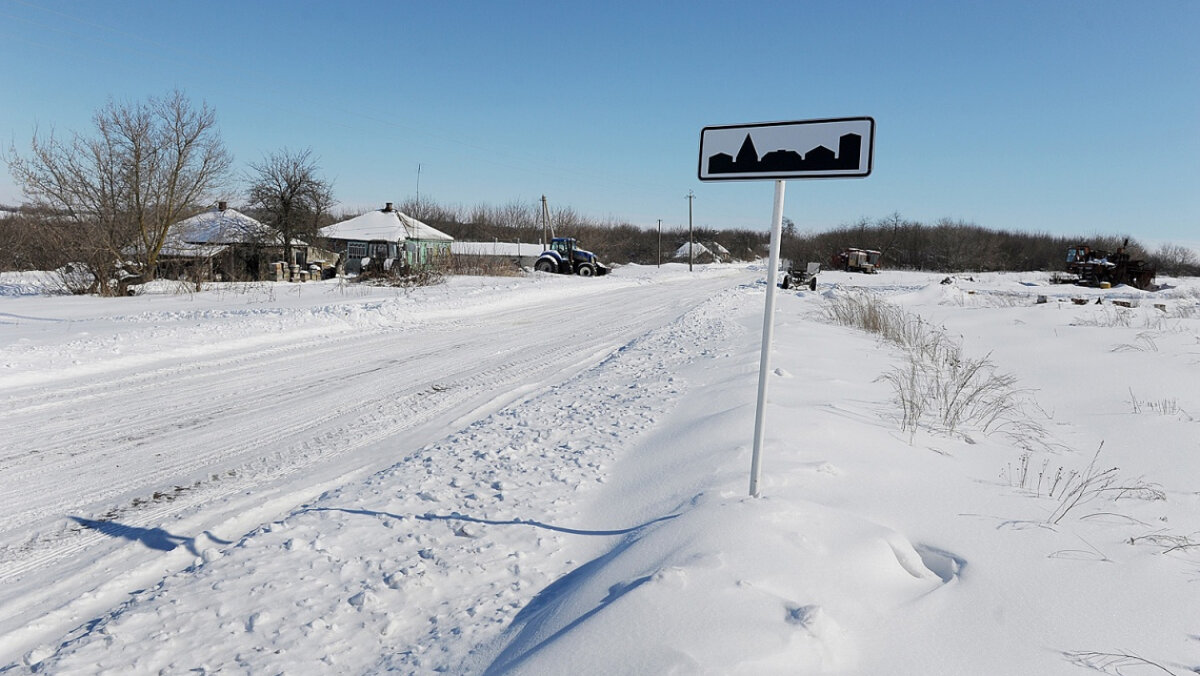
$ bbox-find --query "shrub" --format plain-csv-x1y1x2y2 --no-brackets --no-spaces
356,265,445,289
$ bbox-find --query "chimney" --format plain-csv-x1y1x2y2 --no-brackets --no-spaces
383,202,394,212
218,201,228,211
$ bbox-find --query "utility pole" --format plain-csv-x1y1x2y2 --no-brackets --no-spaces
687,190,695,272
657,219,662,267
540,195,550,247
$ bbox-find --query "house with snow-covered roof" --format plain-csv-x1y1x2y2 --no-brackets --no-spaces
319,203,453,274
673,241,717,264
671,240,732,264
161,202,338,281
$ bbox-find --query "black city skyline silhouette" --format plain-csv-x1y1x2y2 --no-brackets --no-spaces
707,132,862,174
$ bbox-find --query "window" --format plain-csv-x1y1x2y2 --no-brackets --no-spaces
348,242,367,258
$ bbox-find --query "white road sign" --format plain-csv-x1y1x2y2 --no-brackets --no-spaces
699,115,876,496
699,117,875,181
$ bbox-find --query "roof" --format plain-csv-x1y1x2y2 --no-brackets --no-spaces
319,208,453,243
673,242,712,259
173,206,280,245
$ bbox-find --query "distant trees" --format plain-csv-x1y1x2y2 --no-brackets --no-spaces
402,195,768,265
5,91,231,293
244,148,335,265
417,200,1195,278
778,214,1174,274
1149,242,1200,277
0,205,68,273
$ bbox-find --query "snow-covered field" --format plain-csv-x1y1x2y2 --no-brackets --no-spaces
1,264,1198,674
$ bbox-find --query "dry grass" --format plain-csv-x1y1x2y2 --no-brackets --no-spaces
357,266,446,289
1044,445,1166,525
1128,530,1199,555
1112,332,1160,353
1127,389,1191,419
1062,650,1180,675
1072,307,1134,328
824,291,1045,445
444,254,524,277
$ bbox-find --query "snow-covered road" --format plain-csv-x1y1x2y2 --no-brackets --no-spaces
0,266,747,663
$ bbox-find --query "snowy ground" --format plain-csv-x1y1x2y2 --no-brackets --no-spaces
1,265,1198,674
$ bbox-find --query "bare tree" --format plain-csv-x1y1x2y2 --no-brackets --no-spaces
244,148,335,266
1151,242,1199,277
6,91,231,293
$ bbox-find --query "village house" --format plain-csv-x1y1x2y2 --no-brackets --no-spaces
672,241,728,264
319,203,453,275
161,202,338,281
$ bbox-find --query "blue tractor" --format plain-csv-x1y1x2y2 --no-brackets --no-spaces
534,237,609,277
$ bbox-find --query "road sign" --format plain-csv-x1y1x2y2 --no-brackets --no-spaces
699,117,874,181
699,116,875,496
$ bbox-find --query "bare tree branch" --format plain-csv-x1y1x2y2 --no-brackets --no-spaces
244,147,335,266
5,91,231,294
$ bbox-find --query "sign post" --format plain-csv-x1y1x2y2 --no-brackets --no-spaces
699,117,874,497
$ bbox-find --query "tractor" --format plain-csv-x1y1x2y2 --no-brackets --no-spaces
833,248,881,273
1063,242,1156,290
534,237,609,277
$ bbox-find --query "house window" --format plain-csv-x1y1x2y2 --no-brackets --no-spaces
348,242,367,258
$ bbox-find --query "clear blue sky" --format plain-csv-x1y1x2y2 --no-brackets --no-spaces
2,0,1197,243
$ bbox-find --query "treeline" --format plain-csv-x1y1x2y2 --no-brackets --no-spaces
781,213,1199,276
396,199,1200,276
398,197,769,265
5,197,1196,279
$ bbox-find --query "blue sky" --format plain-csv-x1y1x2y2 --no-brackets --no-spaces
1,1,1197,242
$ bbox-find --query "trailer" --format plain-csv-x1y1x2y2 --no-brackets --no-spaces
833,248,881,274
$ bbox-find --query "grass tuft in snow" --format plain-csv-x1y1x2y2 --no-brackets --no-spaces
1128,530,1200,555
1003,452,1073,498
444,254,524,277
1045,445,1166,525
1112,332,1160,353
1127,388,1191,419
824,291,1045,445
357,266,446,289
1062,649,1180,675
1072,307,1133,328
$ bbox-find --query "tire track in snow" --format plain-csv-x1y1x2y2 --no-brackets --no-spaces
0,271,750,663
0,305,640,566
21,278,757,675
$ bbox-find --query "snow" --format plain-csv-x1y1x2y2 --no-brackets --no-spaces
673,241,712,259
2,265,1198,674
172,206,278,245
320,208,453,242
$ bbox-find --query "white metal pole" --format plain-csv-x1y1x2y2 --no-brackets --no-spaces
749,179,787,497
